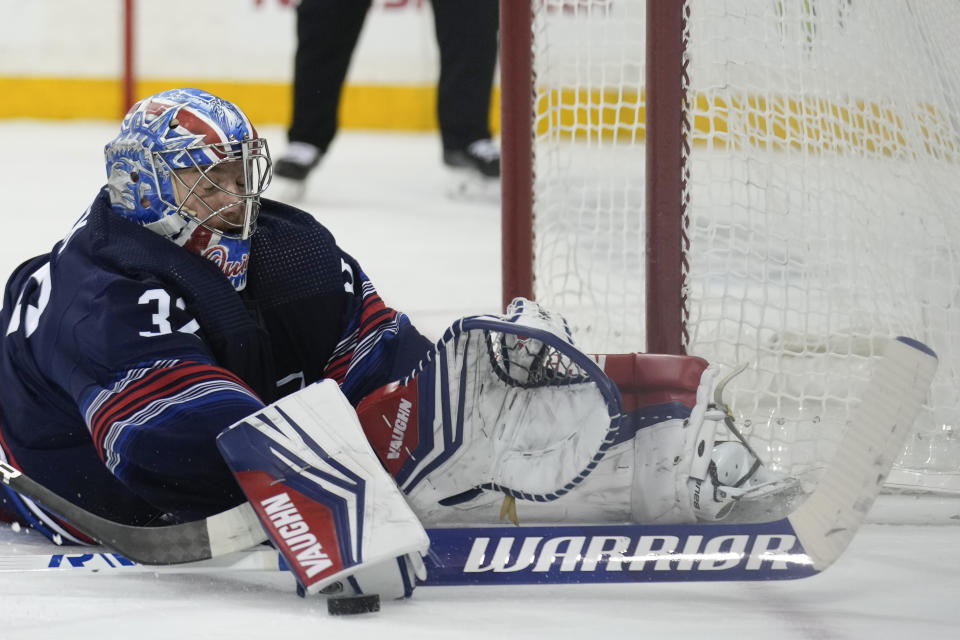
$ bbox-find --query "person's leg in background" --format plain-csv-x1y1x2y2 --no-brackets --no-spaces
431,0,501,181
274,0,373,187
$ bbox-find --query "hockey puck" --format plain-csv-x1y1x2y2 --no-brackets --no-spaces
327,594,380,616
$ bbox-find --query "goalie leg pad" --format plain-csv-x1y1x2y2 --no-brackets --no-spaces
216,379,429,598
630,364,802,525
631,366,724,524
320,552,426,600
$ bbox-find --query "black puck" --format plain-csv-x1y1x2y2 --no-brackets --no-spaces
327,594,380,616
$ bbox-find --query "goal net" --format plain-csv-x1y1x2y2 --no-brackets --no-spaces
501,0,960,494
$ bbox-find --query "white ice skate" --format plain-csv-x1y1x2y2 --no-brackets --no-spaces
632,364,802,524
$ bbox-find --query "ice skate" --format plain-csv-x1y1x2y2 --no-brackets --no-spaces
633,364,802,524
443,138,500,202
269,141,321,204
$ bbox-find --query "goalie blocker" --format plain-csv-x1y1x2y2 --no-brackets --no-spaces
216,379,428,599
216,298,810,598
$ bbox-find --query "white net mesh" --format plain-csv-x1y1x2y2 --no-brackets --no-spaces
528,0,960,492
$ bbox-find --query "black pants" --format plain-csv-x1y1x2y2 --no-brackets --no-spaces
288,0,499,154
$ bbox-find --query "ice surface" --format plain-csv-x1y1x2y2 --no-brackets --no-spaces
0,121,957,639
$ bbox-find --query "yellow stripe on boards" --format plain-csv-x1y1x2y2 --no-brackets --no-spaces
533,87,956,159
0,76,502,134
4,76,949,161
0,77,126,120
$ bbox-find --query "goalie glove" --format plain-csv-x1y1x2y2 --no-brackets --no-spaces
354,297,626,521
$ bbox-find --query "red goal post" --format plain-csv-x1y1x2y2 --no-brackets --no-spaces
499,0,960,495
501,0,686,356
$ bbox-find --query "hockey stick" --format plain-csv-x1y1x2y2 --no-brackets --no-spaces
0,547,285,574
0,337,936,583
0,462,267,564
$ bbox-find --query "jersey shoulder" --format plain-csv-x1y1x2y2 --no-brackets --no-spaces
22,222,210,393
250,199,351,300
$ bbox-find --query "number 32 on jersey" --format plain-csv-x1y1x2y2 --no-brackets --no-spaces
138,289,200,337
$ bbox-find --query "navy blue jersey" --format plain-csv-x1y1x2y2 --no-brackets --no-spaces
0,188,431,535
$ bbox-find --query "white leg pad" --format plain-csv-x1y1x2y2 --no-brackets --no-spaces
630,366,723,524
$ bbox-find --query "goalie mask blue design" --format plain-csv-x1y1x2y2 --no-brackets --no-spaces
103,88,272,290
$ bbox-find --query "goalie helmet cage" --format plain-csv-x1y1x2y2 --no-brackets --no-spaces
499,0,960,495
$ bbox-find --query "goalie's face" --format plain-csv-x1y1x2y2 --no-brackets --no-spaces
171,159,261,239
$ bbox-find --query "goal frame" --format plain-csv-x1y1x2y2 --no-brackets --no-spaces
499,0,686,355
496,0,960,496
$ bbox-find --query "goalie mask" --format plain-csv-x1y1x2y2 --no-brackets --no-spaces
104,88,272,290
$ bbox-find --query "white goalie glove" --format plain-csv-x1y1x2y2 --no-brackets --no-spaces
354,297,625,522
